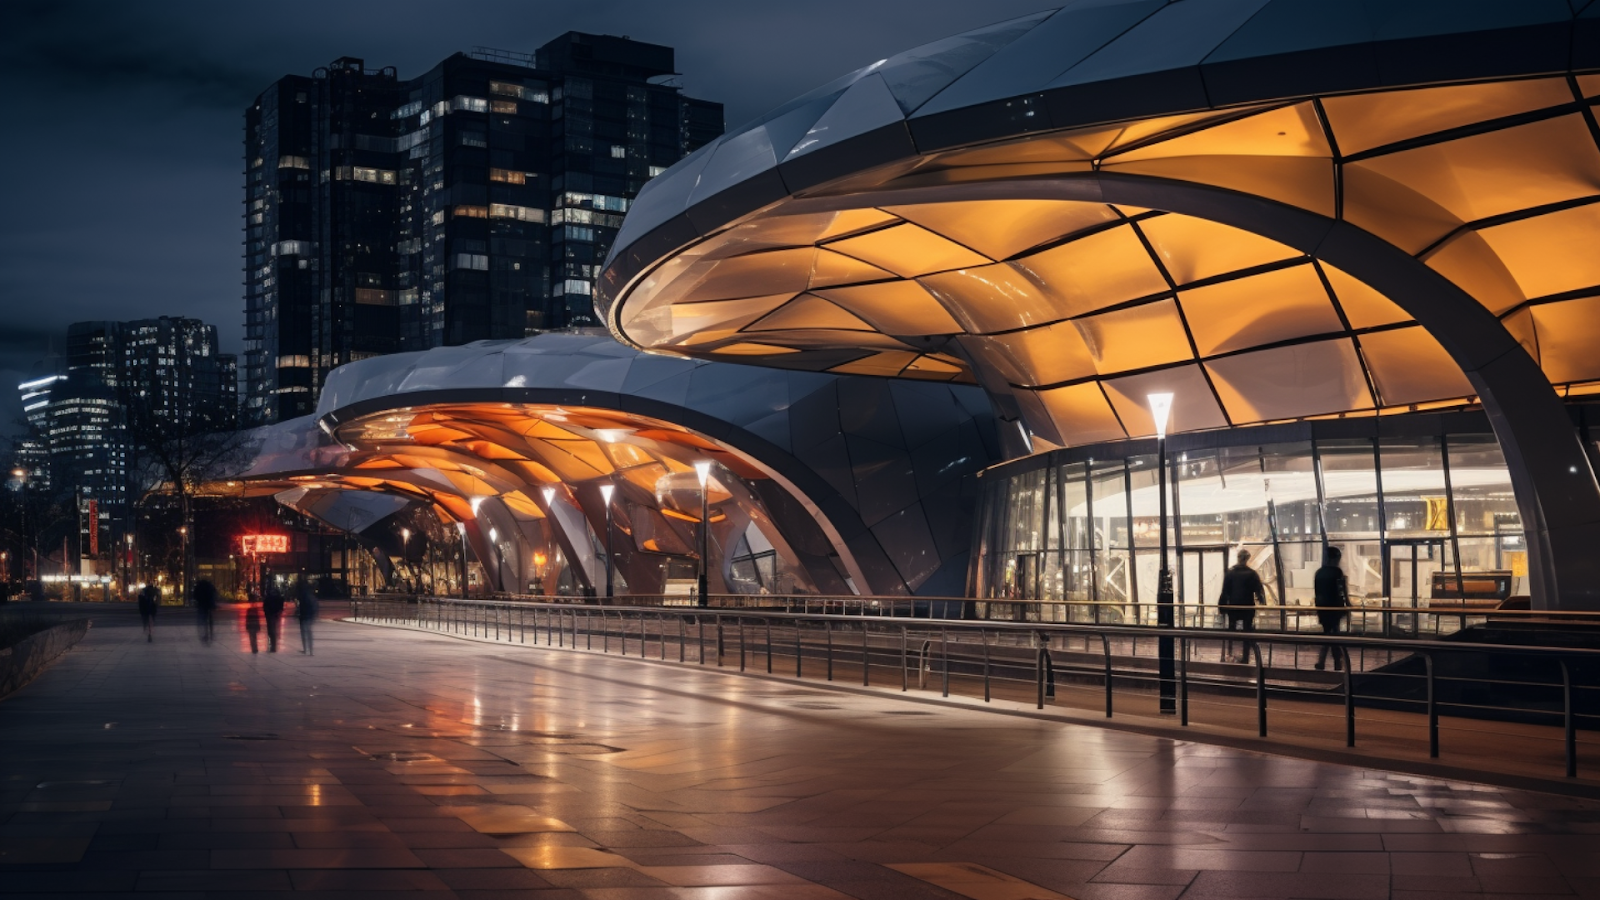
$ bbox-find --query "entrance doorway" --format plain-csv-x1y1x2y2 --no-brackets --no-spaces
1383,538,1448,635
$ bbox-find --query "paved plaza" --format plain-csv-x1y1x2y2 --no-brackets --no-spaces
3,608,1600,899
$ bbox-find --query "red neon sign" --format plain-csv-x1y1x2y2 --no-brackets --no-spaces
241,534,289,554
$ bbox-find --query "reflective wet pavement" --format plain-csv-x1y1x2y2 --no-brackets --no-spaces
3,607,1599,899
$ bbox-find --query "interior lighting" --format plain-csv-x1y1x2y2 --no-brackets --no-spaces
542,486,556,505
694,460,711,488
599,484,615,505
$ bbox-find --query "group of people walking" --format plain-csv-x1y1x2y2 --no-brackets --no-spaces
1218,546,1350,670
133,575,320,654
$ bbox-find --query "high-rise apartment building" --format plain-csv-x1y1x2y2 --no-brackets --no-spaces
242,32,723,424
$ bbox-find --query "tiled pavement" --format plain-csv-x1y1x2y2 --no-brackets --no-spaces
2,607,1599,899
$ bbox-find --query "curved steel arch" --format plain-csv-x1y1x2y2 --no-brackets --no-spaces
756,171,1600,610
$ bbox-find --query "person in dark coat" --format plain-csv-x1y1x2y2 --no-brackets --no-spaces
263,581,284,652
244,601,262,654
296,575,319,655
193,579,219,644
1218,548,1264,663
137,583,160,642
1314,546,1350,671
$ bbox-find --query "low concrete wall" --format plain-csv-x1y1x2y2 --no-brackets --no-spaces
0,619,90,698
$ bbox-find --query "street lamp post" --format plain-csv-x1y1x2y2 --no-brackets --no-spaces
1148,392,1177,716
177,526,189,605
694,461,712,607
11,468,33,585
599,483,615,601
456,521,469,599
541,486,556,596
400,527,410,592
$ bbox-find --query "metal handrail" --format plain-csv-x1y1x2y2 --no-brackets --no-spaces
350,594,1599,781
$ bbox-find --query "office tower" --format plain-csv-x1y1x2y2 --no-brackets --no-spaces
11,317,237,518
242,32,723,424
119,317,238,435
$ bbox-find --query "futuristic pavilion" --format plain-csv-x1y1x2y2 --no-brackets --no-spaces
596,0,1600,611
229,335,999,600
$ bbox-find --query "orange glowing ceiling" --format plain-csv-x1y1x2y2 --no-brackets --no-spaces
610,77,1600,446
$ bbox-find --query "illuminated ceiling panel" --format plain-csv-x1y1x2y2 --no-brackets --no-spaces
603,9,1600,450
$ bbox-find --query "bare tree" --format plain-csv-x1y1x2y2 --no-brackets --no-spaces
122,390,257,603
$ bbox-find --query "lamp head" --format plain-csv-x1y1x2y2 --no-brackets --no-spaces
488,527,498,543
599,483,615,504
693,460,711,488
1147,392,1175,439
400,527,410,541
541,485,556,505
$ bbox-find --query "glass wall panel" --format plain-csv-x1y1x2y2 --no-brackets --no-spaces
1318,438,1384,601
1446,436,1524,595
974,424,1525,620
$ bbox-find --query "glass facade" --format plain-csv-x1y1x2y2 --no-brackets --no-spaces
972,413,1526,622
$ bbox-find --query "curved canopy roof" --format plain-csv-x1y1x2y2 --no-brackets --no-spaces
598,0,1600,451
233,334,1000,596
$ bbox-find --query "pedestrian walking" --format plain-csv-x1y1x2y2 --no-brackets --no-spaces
296,576,319,655
1218,548,1264,663
263,581,284,652
244,601,262,653
137,583,160,642
1314,546,1350,671
193,578,219,644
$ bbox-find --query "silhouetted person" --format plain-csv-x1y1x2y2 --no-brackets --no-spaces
193,579,219,644
263,582,284,652
244,602,262,653
1218,548,1264,663
297,576,319,655
137,583,160,642
1314,546,1350,671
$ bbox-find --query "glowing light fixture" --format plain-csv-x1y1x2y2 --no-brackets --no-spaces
694,460,711,488
470,496,486,514
599,483,615,505
541,486,556,505
1148,392,1174,439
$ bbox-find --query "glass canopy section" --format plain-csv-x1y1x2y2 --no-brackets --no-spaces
607,74,1600,446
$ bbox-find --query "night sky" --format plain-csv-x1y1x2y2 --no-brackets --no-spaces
0,0,1052,431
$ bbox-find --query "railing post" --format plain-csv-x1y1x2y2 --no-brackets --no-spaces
1254,643,1267,737
678,615,686,662
901,626,908,692
641,614,647,659
1561,658,1576,778
941,628,949,698
862,621,870,687
795,620,803,678
1179,637,1189,727
739,618,746,672
716,615,724,667
1101,633,1113,718
1344,650,1356,748
825,619,833,681
697,617,706,665
982,629,990,703
1425,653,1438,758
766,620,773,673
1035,639,1045,710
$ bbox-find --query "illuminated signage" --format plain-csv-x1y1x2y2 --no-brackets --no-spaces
240,534,289,554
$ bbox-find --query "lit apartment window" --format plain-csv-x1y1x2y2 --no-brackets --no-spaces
610,145,626,159
489,168,526,185
489,204,544,223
